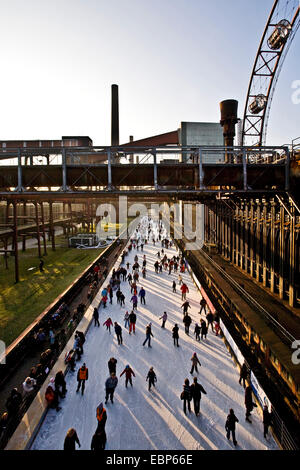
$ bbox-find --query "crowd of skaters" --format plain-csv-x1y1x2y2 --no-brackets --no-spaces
13,216,273,451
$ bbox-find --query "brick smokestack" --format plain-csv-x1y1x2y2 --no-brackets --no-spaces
111,84,119,146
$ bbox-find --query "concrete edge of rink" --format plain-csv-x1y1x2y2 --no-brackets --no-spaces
5,242,128,451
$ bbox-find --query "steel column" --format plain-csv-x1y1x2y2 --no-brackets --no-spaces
279,205,285,299
288,203,295,307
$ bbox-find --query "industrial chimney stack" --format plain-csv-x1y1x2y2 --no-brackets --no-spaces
220,99,238,163
111,84,119,147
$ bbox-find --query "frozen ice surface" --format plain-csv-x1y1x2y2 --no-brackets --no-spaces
31,218,278,451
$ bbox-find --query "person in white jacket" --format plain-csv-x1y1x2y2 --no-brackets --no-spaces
22,377,37,397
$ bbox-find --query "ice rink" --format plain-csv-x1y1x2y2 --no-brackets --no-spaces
31,218,278,451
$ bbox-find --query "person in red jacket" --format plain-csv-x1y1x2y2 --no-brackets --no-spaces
180,283,189,300
103,317,113,333
120,365,135,388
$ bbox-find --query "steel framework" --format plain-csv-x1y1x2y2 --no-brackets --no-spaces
242,0,300,147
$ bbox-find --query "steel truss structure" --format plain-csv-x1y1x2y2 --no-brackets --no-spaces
242,0,300,147
0,145,291,195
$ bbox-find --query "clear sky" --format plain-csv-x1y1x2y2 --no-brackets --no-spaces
0,0,299,146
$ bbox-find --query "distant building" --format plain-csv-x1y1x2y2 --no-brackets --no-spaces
179,122,224,163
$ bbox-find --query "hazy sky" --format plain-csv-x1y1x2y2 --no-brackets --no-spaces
0,0,299,146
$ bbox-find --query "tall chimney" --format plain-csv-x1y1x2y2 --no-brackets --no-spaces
220,99,238,163
111,84,119,146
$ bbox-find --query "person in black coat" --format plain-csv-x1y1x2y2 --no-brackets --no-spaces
108,357,117,375
5,388,22,417
63,428,81,450
239,363,248,388
172,324,179,347
142,323,154,347
263,405,272,438
245,385,254,423
183,314,192,335
55,370,67,398
181,378,192,414
225,409,239,446
91,429,107,450
93,307,100,327
146,367,157,391
190,377,206,416
194,323,201,342
129,311,137,334
114,322,123,345
200,320,208,339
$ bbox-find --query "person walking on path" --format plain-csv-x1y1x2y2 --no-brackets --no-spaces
199,297,207,315
143,323,154,347
190,353,201,374
146,367,157,391
129,310,137,334
200,319,208,339
108,357,117,375
124,311,130,329
76,363,88,395
96,402,107,432
114,322,123,345
263,405,272,439
91,429,107,450
181,378,192,414
183,314,192,335
159,312,167,328
194,323,201,341
93,307,100,327
172,280,176,293
239,363,248,388
180,283,189,301
225,409,239,446
139,287,146,305
245,385,256,423
206,311,215,332
120,365,135,388
64,428,81,450
105,373,118,404
181,300,191,317
190,377,206,416
103,317,113,334
172,324,179,347
178,274,183,285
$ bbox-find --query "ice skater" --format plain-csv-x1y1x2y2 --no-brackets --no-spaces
120,365,135,388
190,352,201,374
76,363,88,395
143,323,154,347
146,367,157,391
103,317,113,333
